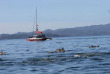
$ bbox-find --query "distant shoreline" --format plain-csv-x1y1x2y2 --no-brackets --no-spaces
0,23,110,40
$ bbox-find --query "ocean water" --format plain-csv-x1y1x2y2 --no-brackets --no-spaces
0,36,110,74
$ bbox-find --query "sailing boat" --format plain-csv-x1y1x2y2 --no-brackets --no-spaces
26,7,52,41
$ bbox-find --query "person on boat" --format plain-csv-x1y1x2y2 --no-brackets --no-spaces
36,33,46,38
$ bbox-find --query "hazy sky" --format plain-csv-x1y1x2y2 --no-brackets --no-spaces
0,0,110,34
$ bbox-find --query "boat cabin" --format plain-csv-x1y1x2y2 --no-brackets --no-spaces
29,34,46,39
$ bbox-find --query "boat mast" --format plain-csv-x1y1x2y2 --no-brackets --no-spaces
36,6,38,32
35,5,42,34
